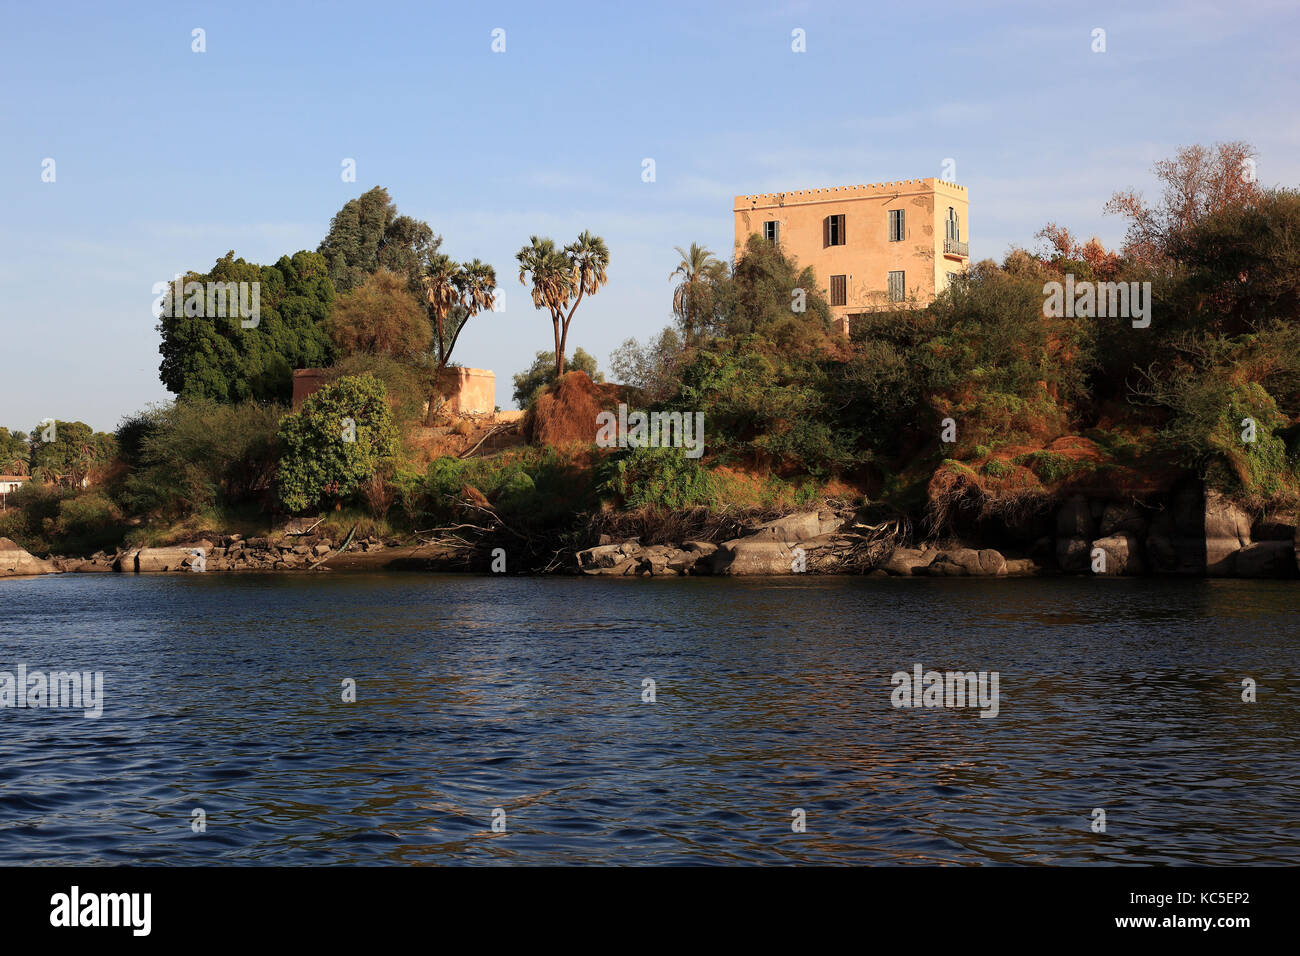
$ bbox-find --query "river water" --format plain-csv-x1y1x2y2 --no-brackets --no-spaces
0,573,1296,865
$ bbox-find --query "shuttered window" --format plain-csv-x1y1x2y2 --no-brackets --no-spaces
830,274,847,306
763,220,780,242
824,214,846,247
889,209,905,242
888,270,905,301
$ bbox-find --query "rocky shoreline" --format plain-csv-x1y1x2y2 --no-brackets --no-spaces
4,482,1299,580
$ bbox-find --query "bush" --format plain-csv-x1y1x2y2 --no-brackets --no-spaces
276,374,399,513
121,399,282,518
600,446,718,509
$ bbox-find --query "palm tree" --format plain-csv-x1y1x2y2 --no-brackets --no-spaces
671,242,726,346
556,231,610,376
517,236,577,374
421,253,461,370
422,256,498,373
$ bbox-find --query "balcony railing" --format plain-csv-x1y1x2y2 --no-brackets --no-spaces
944,237,969,258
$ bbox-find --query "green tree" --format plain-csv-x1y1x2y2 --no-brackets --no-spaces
670,242,728,346
317,186,441,293
276,374,399,513
157,250,336,403
29,420,115,483
512,347,604,408
0,428,28,473
120,400,283,517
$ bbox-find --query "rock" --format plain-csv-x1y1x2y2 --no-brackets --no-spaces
682,541,718,555
137,545,207,572
1204,491,1251,576
708,539,798,575
925,548,1007,576
1099,502,1147,537
1251,515,1296,541
577,543,633,570
1056,496,1095,539
313,544,331,556
0,538,58,576
1003,558,1040,575
746,512,826,544
882,547,935,576
1055,537,1091,573
1090,533,1145,575
114,549,141,573
1232,541,1295,578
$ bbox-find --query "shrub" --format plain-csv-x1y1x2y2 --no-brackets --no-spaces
276,374,399,513
600,446,718,509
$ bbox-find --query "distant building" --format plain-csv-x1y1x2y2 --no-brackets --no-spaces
733,177,969,335
0,475,25,495
292,366,498,421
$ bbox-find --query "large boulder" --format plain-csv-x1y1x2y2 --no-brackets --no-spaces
576,542,639,575
1232,541,1296,578
1055,536,1091,573
882,547,935,576
708,539,797,575
1056,496,1095,539
924,548,1006,576
1204,491,1251,576
1090,533,1145,575
746,511,840,543
1099,502,1147,537
0,538,57,576
136,543,212,573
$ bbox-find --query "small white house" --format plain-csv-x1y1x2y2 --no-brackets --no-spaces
0,476,26,495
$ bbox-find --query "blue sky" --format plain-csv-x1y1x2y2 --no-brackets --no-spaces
2,0,1297,433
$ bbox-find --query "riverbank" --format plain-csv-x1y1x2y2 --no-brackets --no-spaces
6,477,1299,580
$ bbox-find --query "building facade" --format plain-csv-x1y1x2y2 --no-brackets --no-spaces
733,177,969,335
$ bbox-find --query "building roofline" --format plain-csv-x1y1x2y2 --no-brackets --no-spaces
735,177,966,207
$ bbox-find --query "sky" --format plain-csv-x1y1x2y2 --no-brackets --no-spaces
2,0,1297,433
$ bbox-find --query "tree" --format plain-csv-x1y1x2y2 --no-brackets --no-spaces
609,327,683,403
421,256,498,373
329,268,431,360
517,231,610,377
28,420,116,484
0,428,28,473
512,347,604,408
670,243,728,345
157,250,335,403
120,400,282,517
317,186,441,293
1105,141,1262,267
276,374,399,513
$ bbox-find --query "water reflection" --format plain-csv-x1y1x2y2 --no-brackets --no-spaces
0,573,1296,864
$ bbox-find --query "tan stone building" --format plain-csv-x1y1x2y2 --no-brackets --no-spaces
733,177,969,335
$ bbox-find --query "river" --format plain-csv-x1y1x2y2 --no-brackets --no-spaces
1,573,1296,864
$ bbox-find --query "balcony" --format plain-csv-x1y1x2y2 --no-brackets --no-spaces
944,237,969,258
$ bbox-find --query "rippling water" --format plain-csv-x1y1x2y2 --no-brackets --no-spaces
0,573,1296,865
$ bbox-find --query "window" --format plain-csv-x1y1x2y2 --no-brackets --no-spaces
825,214,846,247
888,270,905,302
888,209,905,242
830,274,847,306
763,220,780,242
946,207,960,241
